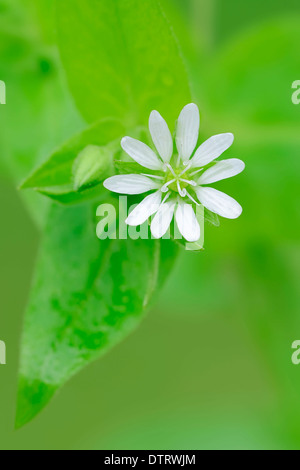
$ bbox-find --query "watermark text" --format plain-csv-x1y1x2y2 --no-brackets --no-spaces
96,196,204,248
0,80,6,105
0,340,6,365
291,80,300,105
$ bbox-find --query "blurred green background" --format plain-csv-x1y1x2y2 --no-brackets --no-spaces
1,0,300,450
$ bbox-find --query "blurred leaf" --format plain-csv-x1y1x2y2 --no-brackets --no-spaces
202,17,300,130
214,0,300,46
16,202,178,428
0,0,84,223
33,0,57,44
56,0,191,126
0,30,82,181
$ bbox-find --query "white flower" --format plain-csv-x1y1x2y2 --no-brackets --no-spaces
104,103,245,242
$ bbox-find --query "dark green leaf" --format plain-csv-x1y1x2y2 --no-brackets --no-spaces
16,202,178,428
36,184,108,206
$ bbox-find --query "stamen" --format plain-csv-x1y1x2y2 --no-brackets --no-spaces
186,190,200,206
162,191,171,204
178,167,188,177
142,173,165,180
180,178,197,187
183,161,192,171
177,181,186,198
164,163,176,177
161,179,176,193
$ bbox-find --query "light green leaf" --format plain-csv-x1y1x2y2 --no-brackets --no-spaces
56,0,191,126
20,119,125,204
16,202,178,428
21,120,124,189
73,145,114,191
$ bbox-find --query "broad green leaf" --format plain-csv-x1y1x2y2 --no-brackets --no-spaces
16,202,178,428
56,0,191,126
20,120,125,204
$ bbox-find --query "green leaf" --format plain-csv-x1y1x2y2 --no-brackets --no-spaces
56,0,191,126
20,119,125,204
16,202,178,428
21,120,124,189
73,145,114,191
36,184,109,206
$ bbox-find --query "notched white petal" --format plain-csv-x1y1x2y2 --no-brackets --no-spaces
176,103,200,161
126,191,162,226
150,201,176,239
149,111,173,163
191,133,234,168
121,137,163,170
198,158,245,184
104,174,160,195
196,187,242,219
176,201,200,242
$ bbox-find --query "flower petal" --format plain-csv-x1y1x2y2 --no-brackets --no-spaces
121,137,163,170
150,201,176,239
198,158,245,184
175,201,200,242
191,133,234,168
104,175,160,195
196,187,242,219
176,103,200,161
149,111,173,163
126,191,162,226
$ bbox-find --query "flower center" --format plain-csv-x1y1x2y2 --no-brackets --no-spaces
161,163,196,196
